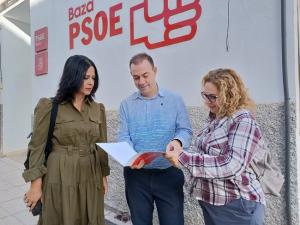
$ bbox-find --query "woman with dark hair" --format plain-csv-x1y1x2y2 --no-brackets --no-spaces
23,55,110,225
165,68,266,225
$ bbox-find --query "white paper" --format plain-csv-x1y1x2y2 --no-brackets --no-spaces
97,142,137,166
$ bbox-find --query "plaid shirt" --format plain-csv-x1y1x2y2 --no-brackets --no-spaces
179,109,266,205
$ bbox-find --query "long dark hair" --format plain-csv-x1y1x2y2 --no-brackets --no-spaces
55,55,99,103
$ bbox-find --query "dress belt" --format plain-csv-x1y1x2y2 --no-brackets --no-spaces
52,144,97,157
51,144,102,189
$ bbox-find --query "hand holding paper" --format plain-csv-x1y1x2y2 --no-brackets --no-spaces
131,159,145,169
97,142,164,167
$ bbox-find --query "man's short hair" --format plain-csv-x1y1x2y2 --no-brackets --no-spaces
129,53,154,68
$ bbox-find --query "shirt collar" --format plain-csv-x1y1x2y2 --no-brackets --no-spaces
61,97,92,105
133,86,165,100
84,97,92,105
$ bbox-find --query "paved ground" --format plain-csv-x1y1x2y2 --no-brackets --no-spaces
0,153,128,225
0,155,37,225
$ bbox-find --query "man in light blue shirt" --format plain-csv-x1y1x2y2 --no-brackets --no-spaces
118,53,192,225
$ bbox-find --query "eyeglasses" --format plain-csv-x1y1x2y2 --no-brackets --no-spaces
201,91,218,103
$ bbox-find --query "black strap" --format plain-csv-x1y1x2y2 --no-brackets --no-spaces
24,98,58,170
44,98,58,165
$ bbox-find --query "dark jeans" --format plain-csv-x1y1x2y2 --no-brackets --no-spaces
124,166,185,225
199,198,265,225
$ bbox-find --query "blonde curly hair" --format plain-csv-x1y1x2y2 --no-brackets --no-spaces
202,68,256,118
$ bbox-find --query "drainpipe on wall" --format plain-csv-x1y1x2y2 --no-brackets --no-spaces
281,0,292,224
0,26,3,158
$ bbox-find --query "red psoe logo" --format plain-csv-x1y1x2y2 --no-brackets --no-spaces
130,0,202,49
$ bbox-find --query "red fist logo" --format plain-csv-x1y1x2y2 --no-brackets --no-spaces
130,0,202,49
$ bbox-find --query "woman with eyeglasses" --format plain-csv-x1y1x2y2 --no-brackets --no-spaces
165,68,265,225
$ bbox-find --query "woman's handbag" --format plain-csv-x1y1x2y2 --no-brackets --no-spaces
24,98,58,215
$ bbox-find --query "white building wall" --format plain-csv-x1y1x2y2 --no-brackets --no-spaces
27,0,299,224
30,0,289,109
0,17,32,153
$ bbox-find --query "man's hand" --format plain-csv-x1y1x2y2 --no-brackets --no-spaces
165,140,182,167
130,159,145,169
24,178,42,212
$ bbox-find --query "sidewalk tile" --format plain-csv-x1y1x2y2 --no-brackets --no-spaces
0,216,24,225
0,181,12,191
0,189,19,202
0,164,20,177
1,198,27,215
0,207,9,219
2,172,25,187
1,158,24,170
14,211,38,225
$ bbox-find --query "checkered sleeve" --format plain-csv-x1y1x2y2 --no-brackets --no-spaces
179,116,262,179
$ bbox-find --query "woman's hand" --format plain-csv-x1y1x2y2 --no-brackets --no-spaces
165,143,182,168
102,176,108,195
24,178,42,211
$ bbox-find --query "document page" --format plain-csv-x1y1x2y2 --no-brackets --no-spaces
97,142,137,166
97,142,165,167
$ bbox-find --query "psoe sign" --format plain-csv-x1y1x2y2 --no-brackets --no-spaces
68,0,202,50
34,27,48,52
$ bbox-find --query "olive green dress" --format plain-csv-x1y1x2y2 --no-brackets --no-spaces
23,98,110,225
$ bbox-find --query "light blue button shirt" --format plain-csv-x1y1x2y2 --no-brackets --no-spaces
118,88,192,169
